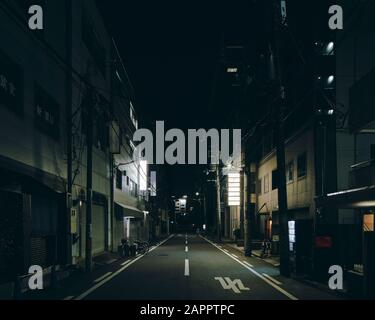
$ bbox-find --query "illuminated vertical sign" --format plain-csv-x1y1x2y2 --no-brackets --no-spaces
288,220,295,251
150,171,156,196
139,160,148,191
228,171,240,206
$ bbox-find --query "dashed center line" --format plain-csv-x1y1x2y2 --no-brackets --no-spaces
184,259,190,276
185,246,188,252
232,254,239,258
223,249,228,252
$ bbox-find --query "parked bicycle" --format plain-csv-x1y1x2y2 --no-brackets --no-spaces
133,240,150,255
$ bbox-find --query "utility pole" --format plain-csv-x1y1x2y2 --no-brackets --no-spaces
272,0,290,277
244,163,256,256
216,165,222,243
65,0,73,266
85,88,94,273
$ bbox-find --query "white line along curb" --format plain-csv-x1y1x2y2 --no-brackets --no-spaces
74,234,174,300
200,236,298,300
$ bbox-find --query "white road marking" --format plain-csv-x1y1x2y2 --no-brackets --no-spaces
185,246,188,252
185,241,188,245
63,296,74,300
121,259,131,266
242,261,254,268
215,277,250,293
201,236,298,300
223,249,228,252
232,254,239,258
74,234,174,300
94,272,112,283
262,273,282,285
184,259,190,276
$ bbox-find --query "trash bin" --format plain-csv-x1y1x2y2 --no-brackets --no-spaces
129,243,137,256
121,239,130,257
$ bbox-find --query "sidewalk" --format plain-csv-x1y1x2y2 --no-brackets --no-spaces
222,239,347,299
223,240,280,267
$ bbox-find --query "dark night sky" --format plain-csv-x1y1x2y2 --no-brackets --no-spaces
96,0,259,196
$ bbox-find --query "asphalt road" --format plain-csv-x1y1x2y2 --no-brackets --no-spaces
23,234,341,300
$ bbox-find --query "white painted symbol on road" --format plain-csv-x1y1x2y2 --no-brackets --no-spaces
214,277,250,293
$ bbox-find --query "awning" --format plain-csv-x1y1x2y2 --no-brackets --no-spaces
115,202,144,219
315,185,375,209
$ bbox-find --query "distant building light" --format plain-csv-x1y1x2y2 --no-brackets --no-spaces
195,192,199,196
327,75,335,84
326,42,334,54
328,109,335,115
227,67,238,73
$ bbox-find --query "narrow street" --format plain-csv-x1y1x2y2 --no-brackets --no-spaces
24,234,340,300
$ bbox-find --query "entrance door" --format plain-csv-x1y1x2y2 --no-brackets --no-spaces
92,204,105,255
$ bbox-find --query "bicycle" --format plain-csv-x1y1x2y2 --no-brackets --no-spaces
134,240,149,255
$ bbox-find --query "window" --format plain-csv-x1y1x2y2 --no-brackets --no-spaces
297,153,307,178
264,174,269,194
82,7,106,77
116,169,122,190
257,179,262,195
126,176,129,186
286,161,294,183
272,169,278,190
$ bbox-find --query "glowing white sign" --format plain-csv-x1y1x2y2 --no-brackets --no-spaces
140,160,148,191
227,171,240,206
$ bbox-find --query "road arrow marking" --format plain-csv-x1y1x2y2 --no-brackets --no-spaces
201,236,298,300
214,277,250,293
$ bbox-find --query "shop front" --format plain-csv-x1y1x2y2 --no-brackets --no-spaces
316,185,375,298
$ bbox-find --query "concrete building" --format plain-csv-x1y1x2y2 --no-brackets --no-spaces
316,0,375,298
0,0,152,295
0,0,70,286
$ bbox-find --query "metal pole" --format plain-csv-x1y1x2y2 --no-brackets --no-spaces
216,165,222,243
65,0,73,266
272,0,290,277
85,89,93,273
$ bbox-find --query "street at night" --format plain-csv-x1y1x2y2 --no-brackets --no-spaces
1,0,375,316
22,233,339,300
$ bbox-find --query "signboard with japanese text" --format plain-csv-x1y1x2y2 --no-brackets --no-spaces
0,49,23,116
34,84,60,141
